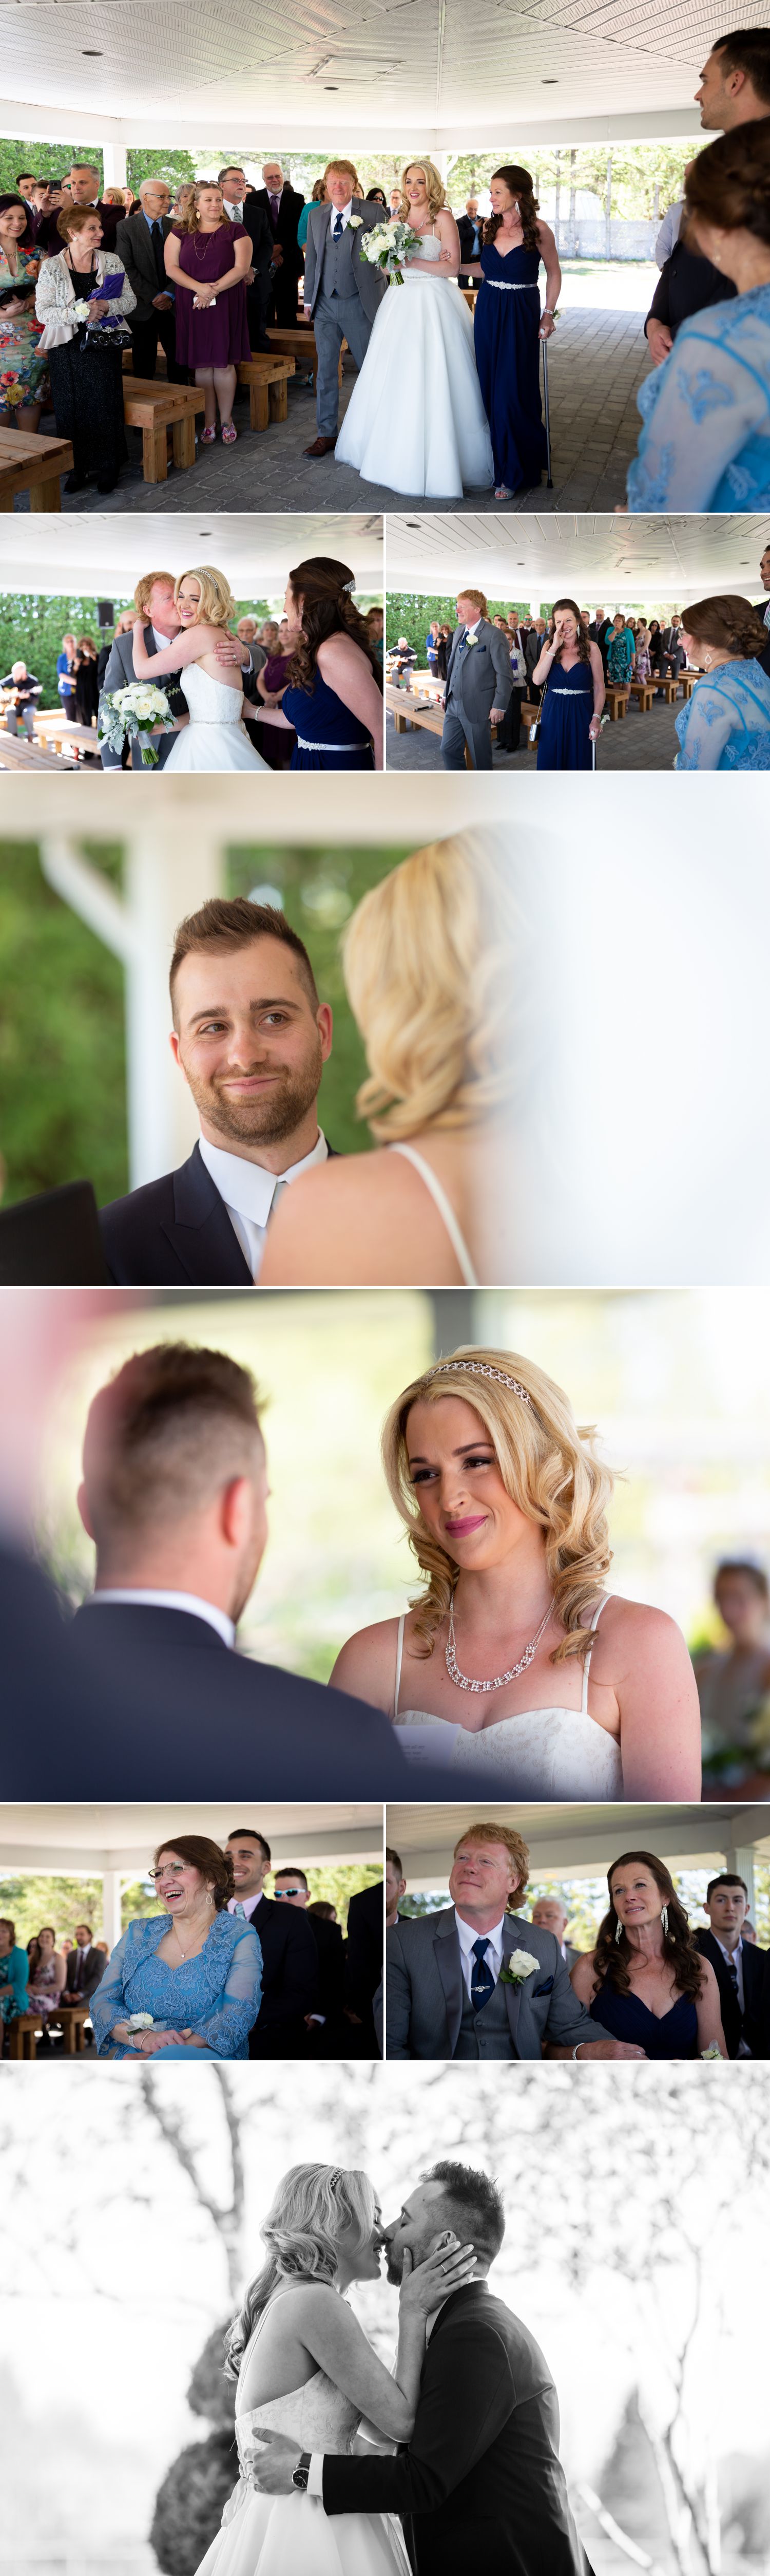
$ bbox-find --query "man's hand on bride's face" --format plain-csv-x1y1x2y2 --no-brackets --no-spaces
244,2429,301,2493
397,2234,476,2318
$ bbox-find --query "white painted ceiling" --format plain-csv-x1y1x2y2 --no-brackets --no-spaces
0,513,383,597
0,0,761,142
386,513,770,601
388,1800,770,1882
0,1801,383,1868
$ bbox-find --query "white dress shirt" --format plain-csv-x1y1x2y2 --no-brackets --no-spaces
84,1588,235,1647
714,1932,752,2054
329,200,354,235
654,198,684,267
454,1908,506,2001
198,1130,329,1278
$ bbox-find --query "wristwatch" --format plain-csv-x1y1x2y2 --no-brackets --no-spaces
292,2453,312,2491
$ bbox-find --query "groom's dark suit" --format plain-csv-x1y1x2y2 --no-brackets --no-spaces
100,1138,340,1286
321,2282,593,2575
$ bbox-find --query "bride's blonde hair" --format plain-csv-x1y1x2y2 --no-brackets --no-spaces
381,1345,614,1661
342,832,517,1140
174,564,236,629
224,2164,376,2379
397,159,446,221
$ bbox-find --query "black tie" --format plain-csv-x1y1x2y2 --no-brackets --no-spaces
333,211,344,241
471,1939,495,2011
150,220,166,291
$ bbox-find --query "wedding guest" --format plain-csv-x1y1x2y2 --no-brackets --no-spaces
436,620,453,681
644,32,770,369
627,120,770,511
673,595,770,768
467,164,560,500
91,1836,262,2059
15,171,36,216
426,621,440,670
387,1823,638,2060
297,177,327,252
252,160,305,327
280,556,384,769
63,1920,105,2011
389,184,402,215
1,662,42,738
532,598,604,768
695,1872,767,2056
73,636,100,729
634,622,652,679
309,1900,337,1920
57,632,77,708
695,1557,770,1777
365,185,389,211
648,618,668,688
525,617,546,694
164,181,251,443
570,1852,727,2059
36,204,136,494
172,182,196,221
27,1925,67,2040
0,194,48,430
497,622,527,752
0,1918,29,2040
531,1895,580,1969
342,1877,384,2057
70,1343,409,1799
224,1828,318,2057
273,1865,346,2055
331,1343,702,1799
457,195,482,284
386,1848,407,1927
365,605,384,664
217,165,273,352
252,617,299,769
117,177,190,382
33,162,121,255
605,613,635,684
29,180,65,242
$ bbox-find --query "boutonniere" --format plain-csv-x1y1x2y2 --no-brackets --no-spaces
701,2044,723,2060
465,632,478,648
349,215,363,231
498,1950,540,1986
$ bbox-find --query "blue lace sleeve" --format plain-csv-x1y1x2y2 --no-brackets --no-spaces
90,1929,131,2052
194,1928,262,2059
627,314,768,510
674,680,736,771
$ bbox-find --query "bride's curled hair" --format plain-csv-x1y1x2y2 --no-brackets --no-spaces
342,832,519,1141
381,1344,614,1661
224,2163,376,2380
174,565,237,629
396,159,446,221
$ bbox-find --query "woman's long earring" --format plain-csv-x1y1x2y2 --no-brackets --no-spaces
614,1917,623,1944
660,1904,669,1936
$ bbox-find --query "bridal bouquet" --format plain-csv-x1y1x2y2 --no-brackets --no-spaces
98,681,176,768
359,220,425,285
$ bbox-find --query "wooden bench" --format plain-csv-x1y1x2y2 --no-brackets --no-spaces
266,326,346,391
386,682,475,770
236,353,296,430
628,678,656,713
0,728,65,770
57,2004,92,2054
656,674,684,705
121,375,206,481
8,2013,41,2059
604,683,630,720
680,671,696,699
33,710,101,759
0,424,73,513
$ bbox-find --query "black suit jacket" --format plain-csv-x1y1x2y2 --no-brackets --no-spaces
307,1911,345,2024
645,241,735,343
344,1879,383,2020
100,1138,340,1287
252,184,304,274
239,193,275,283
34,196,121,255
64,1944,105,2004
456,214,482,266
695,1929,767,2058
322,2284,592,2576
243,1894,318,2057
115,208,178,325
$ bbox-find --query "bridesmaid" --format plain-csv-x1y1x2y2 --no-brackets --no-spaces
569,1851,727,2060
532,598,604,769
280,556,384,770
466,165,561,501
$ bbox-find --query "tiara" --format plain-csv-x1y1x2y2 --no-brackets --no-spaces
426,1360,533,1408
329,2168,343,2188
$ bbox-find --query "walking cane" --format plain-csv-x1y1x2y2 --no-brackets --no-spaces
541,332,553,487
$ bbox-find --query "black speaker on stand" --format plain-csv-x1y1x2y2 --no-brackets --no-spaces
97,599,114,629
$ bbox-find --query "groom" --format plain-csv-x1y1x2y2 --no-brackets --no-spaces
98,571,260,770
302,158,387,457
441,589,513,770
248,2158,594,2573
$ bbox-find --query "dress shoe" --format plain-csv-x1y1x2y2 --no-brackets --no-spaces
303,435,336,457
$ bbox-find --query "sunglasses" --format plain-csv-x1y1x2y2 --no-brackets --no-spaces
272,1886,305,1900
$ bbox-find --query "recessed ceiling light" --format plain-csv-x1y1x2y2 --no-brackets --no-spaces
82,45,101,50
542,78,558,83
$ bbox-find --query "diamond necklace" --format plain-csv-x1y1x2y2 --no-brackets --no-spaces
445,1596,553,1694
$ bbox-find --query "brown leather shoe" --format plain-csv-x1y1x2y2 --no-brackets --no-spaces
303,435,336,456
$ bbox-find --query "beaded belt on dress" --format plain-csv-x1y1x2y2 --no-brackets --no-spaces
551,688,587,695
294,737,363,750
481,280,539,292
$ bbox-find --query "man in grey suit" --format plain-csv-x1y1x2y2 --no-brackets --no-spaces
302,157,387,456
98,571,260,770
531,1894,582,1973
386,1822,645,2061
116,178,189,383
441,590,513,770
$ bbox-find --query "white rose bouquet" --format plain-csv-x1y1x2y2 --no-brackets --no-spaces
359,220,426,286
98,681,177,769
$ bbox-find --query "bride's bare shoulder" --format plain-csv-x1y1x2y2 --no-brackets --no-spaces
331,1616,401,1708
258,1149,443,1286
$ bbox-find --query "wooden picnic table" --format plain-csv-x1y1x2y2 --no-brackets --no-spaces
33,710,101,757
0,424,73,512
386,680,474,768
237,353,296,430
0,728,65,770
121,370,206,480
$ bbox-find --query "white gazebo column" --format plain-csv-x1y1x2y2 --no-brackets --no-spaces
101,137,128,191
721,1842,756,1915
529,598,542,618
101,1868,124,1951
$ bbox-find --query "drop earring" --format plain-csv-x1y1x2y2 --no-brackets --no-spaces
614,1917,623,1944
660,1904,669,1935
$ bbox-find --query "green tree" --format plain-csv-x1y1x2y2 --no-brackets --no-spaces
0,140,105,197
387,593,550,657
126,145,197,197
0,841,127,1208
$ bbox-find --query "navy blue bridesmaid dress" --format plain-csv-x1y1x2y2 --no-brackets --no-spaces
281,667,375,770
590,1985,698,2059
537,659,594,770
473,241,548,493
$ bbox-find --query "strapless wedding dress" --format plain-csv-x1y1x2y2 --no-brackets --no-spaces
391,1596,625,1797
336,232,494,498
195,2331,410,2575
165,664,268,771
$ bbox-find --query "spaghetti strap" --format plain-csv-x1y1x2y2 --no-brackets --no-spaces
393,1611,406,1720
389,1143,478,1287
581,1595,609,1714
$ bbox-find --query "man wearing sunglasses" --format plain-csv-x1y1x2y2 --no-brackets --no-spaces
225,1827,317,2058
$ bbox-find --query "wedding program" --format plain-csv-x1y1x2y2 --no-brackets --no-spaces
2,7,770,2574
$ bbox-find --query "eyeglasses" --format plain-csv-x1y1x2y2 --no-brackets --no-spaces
148,1867,190,1884
272,1887,305,1900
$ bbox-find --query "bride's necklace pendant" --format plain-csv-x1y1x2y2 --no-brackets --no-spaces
445,1597,553,1694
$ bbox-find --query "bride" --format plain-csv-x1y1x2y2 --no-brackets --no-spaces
330,1345,702,1800
130,565,268,771
335,160,494,499
195,2160,475,2574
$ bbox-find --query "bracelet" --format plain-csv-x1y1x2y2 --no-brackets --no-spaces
572,2042,585,2059
542,306,556,317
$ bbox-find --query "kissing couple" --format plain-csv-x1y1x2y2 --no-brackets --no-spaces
196,2158,592,2575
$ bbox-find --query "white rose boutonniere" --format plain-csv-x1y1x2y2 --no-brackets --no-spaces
349,215,363,230
124,2013,155,2033
700,2044,723,2060
498,1950,540,1986
465,633,478,649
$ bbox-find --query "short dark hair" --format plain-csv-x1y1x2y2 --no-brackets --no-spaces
274,1865,309,1890
308,1900,336,1919
218,165,245,184
0,1919,16,1945
714,1557,769,1601
421,2160,505,2264
169,897,319,1019
227,1828,271,1866
386,1847,403,1877
75,1922,93,1939
82,1343,263,1547
713,28,770,102
153,1836,234,1910
16,171,35,186
706,1872,748,1903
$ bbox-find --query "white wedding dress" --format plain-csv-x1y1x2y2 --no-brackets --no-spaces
335,232,494,499
195,2306,410,2576
391,1597,625,1797
164,664,268,772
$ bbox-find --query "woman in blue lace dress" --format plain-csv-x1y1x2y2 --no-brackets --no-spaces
570,1851,727,2060
465,165,561,501
673,592,770,768
91,1836,262,2060
627,121,770,511
280,556,383,769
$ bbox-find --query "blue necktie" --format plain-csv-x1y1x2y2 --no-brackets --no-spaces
458,631,468,655
333,211,344,241
471,1938,494,2011
233,1902,247,1919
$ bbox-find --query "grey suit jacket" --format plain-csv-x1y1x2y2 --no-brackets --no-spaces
386,1907,612,2060
303,199,387,324
98,626,261,769
445,619,513,719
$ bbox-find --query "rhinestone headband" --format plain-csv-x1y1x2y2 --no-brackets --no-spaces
426,1360,533,1407
329,2168,343,2188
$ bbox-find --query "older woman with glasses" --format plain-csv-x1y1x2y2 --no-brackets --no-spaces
90,1836,262,2058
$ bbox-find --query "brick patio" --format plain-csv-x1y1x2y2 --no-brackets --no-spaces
13,304,648,516
387,695,683,774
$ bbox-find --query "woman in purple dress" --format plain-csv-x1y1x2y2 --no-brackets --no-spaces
165,181,251,443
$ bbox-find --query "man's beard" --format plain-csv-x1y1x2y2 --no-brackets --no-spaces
182,1044,323,1148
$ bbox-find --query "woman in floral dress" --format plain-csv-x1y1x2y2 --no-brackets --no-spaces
0,194,48,428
